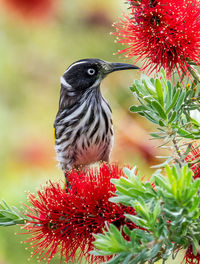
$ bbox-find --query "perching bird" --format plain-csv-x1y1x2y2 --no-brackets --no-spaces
54,58,139,178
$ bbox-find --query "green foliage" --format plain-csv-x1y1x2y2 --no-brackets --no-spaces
93,165,200,263
130,70,200,140
129,70,200,167
0,200,27,226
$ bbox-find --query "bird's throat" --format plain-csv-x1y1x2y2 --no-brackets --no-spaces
59,84,101,110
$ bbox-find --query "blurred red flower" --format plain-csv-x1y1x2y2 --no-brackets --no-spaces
3,0,55,21
23,163,136,263
184,245,200,264
114,0,200,76
185,145,200,179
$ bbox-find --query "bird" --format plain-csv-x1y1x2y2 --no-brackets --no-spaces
54,58,139,182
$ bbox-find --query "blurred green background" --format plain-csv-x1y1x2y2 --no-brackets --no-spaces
0,0,173,263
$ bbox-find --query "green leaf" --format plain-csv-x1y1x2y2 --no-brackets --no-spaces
130,105,147,112
178,128,194,139
188,196,200,212
147,243,162,260
122,254,134,264
150,78,155,85
130,228,153,242
106,254,126,264
142,95,154,104
0,200,27,226
125,214,148,228
153,202,161,223
153,174,170,193
158,119,166,127
142,76,156,96
166,88,181,114
150,132,165,139
155,78,164,106
168,111,177,123
186,180,200,201
143,112,159,124
133,80,149,97
110,224,125,244
151,100,167,120
175,90,186,111
166,80,173,108
192,236,199,256
123,226,131,237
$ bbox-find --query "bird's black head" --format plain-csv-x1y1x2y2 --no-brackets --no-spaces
61,58,139,92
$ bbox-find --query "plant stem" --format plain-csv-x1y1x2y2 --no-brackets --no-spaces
172,137,184,167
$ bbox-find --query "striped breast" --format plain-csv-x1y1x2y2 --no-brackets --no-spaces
54,93,113,171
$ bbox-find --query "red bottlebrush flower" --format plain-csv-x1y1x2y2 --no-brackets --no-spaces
2,0,55,21
184,245,200,264
185,145,200,179
114,0,200,76
22,163,137,263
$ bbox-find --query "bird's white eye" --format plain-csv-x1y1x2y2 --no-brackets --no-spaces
87,68,96,75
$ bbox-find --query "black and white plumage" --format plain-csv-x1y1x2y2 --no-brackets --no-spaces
54,58,139,176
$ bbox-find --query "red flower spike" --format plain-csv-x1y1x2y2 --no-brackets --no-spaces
22,163,137,264
184,245,200,264
185,145,200,179
2,0,55,21
114,0,200,76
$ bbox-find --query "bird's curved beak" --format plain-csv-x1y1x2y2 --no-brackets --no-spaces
102,62,140,75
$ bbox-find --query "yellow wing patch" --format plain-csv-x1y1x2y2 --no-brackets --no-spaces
53,127,56,144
